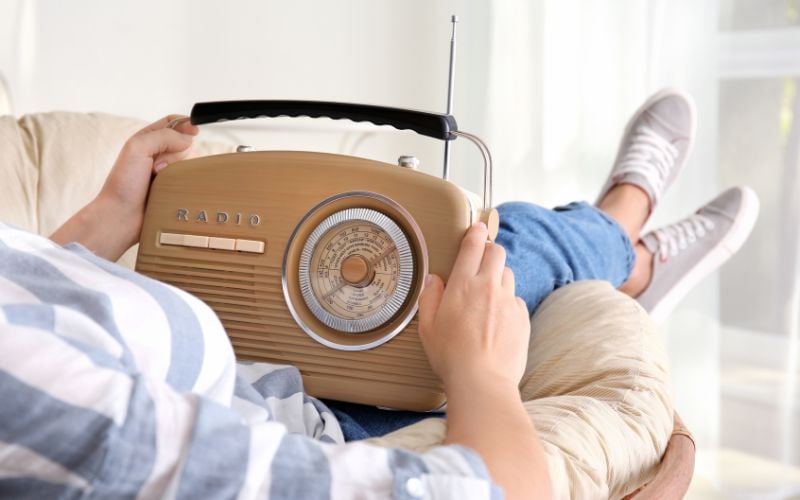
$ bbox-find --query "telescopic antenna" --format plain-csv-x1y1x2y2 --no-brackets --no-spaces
442,15,458,180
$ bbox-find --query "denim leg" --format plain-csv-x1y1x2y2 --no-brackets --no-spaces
495,201,635,315
326,201,634,441
322,400,443,441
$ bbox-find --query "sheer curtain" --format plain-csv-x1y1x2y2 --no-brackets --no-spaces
471,0,721,442
466,0,800,497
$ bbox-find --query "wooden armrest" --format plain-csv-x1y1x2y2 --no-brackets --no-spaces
624,412,695,499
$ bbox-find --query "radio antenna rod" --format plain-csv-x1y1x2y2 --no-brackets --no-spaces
442,15,458,180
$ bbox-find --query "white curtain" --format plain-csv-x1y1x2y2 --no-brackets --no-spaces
471,0,721,444
470,1,800,497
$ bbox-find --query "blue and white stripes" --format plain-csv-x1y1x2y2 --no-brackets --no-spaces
0,224,496,499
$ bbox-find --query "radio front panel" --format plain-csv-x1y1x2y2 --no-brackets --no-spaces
136,150,475,411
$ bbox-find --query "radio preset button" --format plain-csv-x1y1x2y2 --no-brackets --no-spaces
160,232,262,253
209,237,237,250
235,239,265,253
159,232,184,246
183,235,210,248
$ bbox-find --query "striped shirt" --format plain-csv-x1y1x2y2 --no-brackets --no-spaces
0,223,499,499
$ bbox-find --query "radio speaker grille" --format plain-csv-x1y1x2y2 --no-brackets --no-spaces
136,253,436,387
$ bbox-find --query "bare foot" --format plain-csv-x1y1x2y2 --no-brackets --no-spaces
597,183,651,243
618,242,653,298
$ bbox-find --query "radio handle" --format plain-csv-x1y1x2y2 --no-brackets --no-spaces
171,100,493,212
188,100,458,141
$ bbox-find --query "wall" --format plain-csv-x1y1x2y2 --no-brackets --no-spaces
0,0,491,184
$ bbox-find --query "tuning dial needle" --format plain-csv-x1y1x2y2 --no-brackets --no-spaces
322,278,347,300
368,244,396,267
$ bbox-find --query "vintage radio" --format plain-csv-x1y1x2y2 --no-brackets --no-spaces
136,101,497,411
135,18,500,411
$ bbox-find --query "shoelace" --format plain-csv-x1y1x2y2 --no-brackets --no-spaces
615,125,679,204
652,214,715,261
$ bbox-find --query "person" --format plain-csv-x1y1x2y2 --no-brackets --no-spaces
324,89,760,439
0,89,757,499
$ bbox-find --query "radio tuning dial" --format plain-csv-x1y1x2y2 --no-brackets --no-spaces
298,207,415,333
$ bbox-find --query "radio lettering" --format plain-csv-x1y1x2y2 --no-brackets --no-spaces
175,209,262,227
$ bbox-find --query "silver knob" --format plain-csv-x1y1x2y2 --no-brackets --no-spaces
398,155,419,169
237,145,255,153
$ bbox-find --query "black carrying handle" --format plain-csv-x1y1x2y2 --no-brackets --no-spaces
190,100,458,141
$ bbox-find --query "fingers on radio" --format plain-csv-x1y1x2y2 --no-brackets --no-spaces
142,116,199,172
418,274,445,336
450,222,490,281
137,114,198,136
123,129,193,158
479,242,506,282
501,266,515,293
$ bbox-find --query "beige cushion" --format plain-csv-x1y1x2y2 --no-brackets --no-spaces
0,114,38,231
0,76,10,115
0,112,234,267
370,281,673,499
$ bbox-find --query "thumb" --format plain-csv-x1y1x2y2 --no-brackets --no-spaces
417,274,444,336
127,128,193,158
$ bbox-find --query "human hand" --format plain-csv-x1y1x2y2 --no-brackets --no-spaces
418,222,531,393
97,115,199,248
418,223,549,499
418,223,548,498
50,115,198,261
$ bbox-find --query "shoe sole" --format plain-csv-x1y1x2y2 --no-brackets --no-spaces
596,87,698,207
648,186,760,325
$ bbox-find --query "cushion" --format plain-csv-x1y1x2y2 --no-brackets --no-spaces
0,112,234,267
370,281,673,499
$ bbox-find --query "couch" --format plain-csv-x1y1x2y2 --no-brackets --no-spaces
0,111,692,498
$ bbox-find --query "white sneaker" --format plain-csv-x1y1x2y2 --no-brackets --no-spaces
636,186,760,324
596,88,696,211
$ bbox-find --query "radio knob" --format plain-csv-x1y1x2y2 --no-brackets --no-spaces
397,155,419,169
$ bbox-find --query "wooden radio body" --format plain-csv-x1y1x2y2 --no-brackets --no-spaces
136,149,484,411
136,100,496,411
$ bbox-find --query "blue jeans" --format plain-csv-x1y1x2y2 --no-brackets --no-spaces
325,201,635,440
